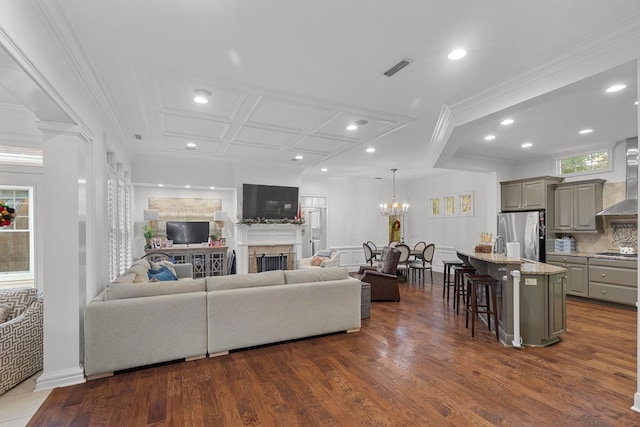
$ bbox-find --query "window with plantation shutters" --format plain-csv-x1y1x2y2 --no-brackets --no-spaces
106,151,132,281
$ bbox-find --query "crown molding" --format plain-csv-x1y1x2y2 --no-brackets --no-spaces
32,0,130,151
36,120,93,143
0,25,95,144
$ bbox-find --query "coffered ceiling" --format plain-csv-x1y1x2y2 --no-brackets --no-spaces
1,1,639,181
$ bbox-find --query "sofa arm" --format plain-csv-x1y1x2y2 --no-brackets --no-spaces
360,269,397,283
174,263,193,279
357,265,377,275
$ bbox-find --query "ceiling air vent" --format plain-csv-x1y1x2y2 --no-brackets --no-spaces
134,133,143,140
384,58,412,77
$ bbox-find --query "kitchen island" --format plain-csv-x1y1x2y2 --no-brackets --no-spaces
457,250,566,347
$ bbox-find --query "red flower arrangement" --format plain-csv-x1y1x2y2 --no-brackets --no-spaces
0,201,16,227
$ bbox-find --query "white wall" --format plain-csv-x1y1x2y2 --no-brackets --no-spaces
406,170,495,268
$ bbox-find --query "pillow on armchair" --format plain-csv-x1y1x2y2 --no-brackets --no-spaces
311,256,328,266
376,247,400,275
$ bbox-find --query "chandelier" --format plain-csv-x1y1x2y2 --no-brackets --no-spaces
379,168,409,217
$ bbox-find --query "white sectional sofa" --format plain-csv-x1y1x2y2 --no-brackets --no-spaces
84,265,362,378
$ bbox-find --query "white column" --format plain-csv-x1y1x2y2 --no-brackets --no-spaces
35,122,92,391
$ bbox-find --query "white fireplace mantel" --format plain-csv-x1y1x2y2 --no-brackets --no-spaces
235,224,304,274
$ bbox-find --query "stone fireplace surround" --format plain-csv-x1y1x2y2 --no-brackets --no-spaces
236,224,304,274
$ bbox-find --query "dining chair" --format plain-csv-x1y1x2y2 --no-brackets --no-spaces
395,243,411,280
389,241,400,247
409,243,435,283
367,241,379,260
413,241,426,260
363,242,375,266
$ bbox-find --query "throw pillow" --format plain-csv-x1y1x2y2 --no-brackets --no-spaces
123,259,151,283
316,249,332,258
156,260,177,278
0,303,11,323
148,265,177,282
311,256,327,266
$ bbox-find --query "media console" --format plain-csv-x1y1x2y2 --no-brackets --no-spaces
144,245,228,277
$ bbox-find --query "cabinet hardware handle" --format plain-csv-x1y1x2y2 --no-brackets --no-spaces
601,273,606,277
602,290,606,294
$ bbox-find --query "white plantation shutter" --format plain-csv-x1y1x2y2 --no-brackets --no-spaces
106,154,133,281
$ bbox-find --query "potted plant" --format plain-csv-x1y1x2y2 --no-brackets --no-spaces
209,233,219,246
143,225,154,249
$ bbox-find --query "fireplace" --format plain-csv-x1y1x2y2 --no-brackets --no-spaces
247,244,295,273
236,224,303,274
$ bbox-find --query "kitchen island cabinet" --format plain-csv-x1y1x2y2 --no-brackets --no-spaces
546,254,588,296
457,250,566,347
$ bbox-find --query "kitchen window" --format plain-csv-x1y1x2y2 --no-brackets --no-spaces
556,149,611,176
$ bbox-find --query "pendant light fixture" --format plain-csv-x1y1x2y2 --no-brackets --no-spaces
379,168,409,217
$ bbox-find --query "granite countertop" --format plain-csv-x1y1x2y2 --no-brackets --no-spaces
457,249,566,275
547,251,638,261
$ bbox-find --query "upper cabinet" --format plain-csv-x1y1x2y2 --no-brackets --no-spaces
500,176,564,212
553,179,604,232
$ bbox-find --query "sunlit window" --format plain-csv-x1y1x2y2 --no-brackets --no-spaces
556,149,611,176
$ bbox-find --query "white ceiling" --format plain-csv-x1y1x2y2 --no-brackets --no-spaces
2,1,640,181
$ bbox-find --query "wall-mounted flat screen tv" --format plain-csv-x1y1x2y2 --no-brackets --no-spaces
165,221,210,244
242,184,299,219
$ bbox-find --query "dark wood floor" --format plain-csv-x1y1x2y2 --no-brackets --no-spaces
29,272,640,426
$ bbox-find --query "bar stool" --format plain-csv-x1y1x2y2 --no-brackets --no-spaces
452,265,477,314
465,274,499,340
442,260,463,302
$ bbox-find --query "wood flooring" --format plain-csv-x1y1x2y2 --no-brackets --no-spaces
29,272,640,426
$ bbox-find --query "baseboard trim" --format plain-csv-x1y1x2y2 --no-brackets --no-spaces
35,366,86,391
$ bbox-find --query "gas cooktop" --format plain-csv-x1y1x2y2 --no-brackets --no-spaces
595,252,638,258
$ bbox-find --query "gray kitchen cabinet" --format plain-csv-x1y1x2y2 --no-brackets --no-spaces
546,255,588,296
588,257,637,306
519,272,566,346
500,176,563,212
553,179,604,232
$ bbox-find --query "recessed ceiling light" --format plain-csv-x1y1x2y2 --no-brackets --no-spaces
210,186,215,190
521,142,533,148
186,142,197,150
295,155,304,160
321,168,328,172
579,129,593,134
185,185,191,189
501,119,514,126
606,84,626,93
193,88,212,104
158,184,164,187
346,124,358,131
484,135,496,141
635,101,639,105
366,147,376,153
448,48,467,60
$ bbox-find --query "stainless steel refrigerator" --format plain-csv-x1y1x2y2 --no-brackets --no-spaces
497,210,547,262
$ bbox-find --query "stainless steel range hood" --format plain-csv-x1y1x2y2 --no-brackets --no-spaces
596,137,638,216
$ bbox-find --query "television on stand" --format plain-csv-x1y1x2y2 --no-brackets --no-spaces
165,221,210,245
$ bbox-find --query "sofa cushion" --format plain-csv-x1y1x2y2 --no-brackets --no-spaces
104,278,206,300
206,270,285,291
123,259,151,283
148,265,177,282
0,303,11,323
283,267,349,284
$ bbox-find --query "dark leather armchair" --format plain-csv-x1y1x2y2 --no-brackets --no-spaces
355,246,401,301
